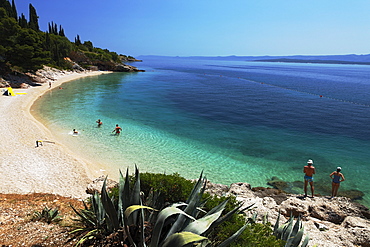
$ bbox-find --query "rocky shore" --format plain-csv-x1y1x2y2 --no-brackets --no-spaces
85,175,370,247
207,182,370,247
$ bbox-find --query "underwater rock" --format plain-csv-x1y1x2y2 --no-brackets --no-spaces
338,189,365,200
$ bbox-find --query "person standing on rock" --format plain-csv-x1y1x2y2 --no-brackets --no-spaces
303,159,316,197
329,167,345,198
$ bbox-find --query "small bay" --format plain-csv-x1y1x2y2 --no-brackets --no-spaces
33,57,370,207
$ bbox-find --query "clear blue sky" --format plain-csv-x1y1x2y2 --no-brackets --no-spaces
15,0,370,57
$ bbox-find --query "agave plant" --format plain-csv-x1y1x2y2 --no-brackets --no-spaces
273,212,310,247
32,206,61,224
71,166,253,246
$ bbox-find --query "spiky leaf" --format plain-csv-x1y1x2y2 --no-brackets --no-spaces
161,231,207,247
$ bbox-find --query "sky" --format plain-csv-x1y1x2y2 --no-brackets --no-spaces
14,0,370,57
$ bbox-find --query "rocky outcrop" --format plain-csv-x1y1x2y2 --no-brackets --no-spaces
85,176,369,246
205,182,370,247
0,59,144,88
86,175,119,195
92,60,144,72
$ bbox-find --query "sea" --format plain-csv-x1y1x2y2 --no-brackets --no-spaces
32,56,370,207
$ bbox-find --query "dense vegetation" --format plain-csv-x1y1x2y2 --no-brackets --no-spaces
0,0,134,73
70,169,309,246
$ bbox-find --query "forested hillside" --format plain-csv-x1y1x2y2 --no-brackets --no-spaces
0,0,139,74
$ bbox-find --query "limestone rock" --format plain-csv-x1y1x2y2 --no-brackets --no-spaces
86,175,118,195
203,181,370,247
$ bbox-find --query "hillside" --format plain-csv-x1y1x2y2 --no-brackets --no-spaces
0,0,143,87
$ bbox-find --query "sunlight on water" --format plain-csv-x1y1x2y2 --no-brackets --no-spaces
33,58,370,207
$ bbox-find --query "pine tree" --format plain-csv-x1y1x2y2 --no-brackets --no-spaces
28,3,39,31
11,0,16,20
0,0,12,17
75,34,81,45
18,13,27,28
59,25,65,36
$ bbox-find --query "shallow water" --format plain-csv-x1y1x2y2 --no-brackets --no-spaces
33,57,370,207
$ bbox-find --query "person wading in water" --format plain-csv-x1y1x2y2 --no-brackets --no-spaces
112,124,122,135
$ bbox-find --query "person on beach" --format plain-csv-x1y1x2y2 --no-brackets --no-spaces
96,119,103,127
112,124,122,135
329,167,345,198
73,129,78,135
303,159,316,197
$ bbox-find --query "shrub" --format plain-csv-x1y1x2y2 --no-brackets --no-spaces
139,172,195,203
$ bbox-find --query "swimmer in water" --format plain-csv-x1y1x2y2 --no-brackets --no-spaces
112,124,122,135
96,119,103,127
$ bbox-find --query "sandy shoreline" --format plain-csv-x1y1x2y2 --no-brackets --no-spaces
0,70,112,198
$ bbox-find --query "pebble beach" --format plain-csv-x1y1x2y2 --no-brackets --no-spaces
0,70,111,198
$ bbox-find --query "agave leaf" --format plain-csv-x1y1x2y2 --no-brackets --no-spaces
287,226,304,247
101,176,119,231
128,165,141,225
75,229,99,247
171,202,188,208
125,205,154,218
183,209,224,235
92,192,105,226
150,207,196,247
165,173,206,239
282,216,294,240
70,203,96,227
273,210,281,237
291,215,301,237
118,168,128,225
186,171,204,204
204,199,228,217
131,165,141,205
218,223,249,247
161,231,208,247
140,205,146,247
70,228,85,234
300,234,310,247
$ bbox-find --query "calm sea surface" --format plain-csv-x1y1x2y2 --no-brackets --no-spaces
33,57,370,207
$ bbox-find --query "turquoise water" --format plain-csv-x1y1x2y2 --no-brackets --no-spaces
33,57,370,207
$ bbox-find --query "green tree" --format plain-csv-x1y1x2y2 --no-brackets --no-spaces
58,24,65,36
8,28,50,71
0,7,19,50
74,34,81,45
28,3,39,31
18,13,27,28
83,40,93,51
0,0,12,17
11,0,16,19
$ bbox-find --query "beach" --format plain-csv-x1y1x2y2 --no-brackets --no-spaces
0,70,111,198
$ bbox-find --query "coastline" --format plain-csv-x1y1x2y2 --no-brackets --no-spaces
0,70,112,198
1,68,370,246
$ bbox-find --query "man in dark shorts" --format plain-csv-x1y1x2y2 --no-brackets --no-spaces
112,124,122,135
303,159,316,197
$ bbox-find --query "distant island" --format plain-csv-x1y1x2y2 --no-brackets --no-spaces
254,57,370,65
171,54,370,65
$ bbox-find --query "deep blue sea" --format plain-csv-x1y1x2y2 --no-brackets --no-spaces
33,56,370,207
